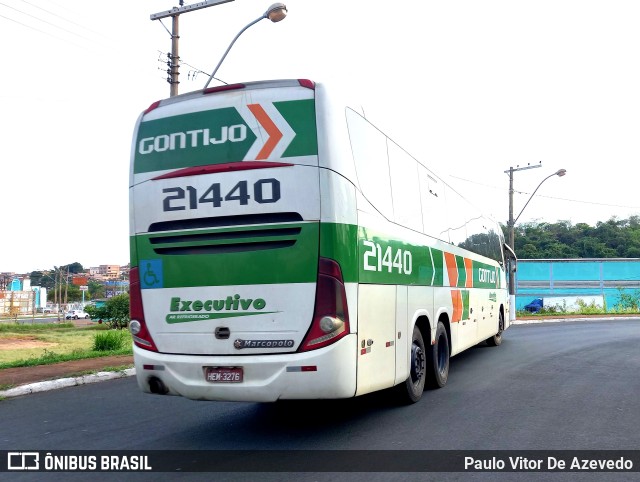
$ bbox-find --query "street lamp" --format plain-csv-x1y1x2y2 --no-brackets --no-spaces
203,3,288,89
506,167,566,319
513,169,566,226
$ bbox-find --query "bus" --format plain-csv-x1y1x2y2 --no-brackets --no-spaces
128,79,516,404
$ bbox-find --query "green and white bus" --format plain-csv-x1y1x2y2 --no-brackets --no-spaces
129,79,516,403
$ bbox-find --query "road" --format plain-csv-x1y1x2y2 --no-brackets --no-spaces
1,319,639,481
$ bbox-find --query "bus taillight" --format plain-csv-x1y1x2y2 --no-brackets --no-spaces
299,258,350,352
129,267,158,352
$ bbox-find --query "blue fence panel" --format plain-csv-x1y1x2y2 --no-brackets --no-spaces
551,261,601,281
515,259,640,311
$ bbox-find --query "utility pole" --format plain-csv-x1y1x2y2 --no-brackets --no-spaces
504,163,566,323
505,163,542,320
151,0,235,97
56,267,61,322
54,270,57,318
170,13,180,97
64,267,69,306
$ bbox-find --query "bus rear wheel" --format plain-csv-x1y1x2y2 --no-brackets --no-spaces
426,321,449,389
486,311,504,347
397,325,426,404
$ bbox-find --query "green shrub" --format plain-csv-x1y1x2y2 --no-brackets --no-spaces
614,288,640,312
574,298,603,315
91,294,131,329
93,330,130,352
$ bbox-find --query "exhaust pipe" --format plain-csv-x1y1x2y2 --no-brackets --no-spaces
148,377,168,395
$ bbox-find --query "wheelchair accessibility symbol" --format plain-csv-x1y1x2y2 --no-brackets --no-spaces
140,259,163,289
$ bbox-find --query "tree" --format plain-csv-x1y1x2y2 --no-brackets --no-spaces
88,280,106,300
30,271,48,288
86,294,130,329
506,216,640,259
65,262,85,274
65,284,82,302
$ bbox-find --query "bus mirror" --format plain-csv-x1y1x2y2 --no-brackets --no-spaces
503,243,518,273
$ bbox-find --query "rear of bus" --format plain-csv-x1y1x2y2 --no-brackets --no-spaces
128,79,357,402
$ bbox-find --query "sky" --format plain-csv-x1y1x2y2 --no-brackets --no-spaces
2,0,640,274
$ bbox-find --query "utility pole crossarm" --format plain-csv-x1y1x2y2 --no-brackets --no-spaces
150,0,234,20
151,0,236,97
503,163,542,176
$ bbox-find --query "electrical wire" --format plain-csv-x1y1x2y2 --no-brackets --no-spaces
0,12,76,46
450,175,640,210
0,1,94,42
19,0,107,39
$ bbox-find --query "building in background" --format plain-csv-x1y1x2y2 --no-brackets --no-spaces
0,277,35,316
89,265,121,280
105,280,129,298
0,265,130,315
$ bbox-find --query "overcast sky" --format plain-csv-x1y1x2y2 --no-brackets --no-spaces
2,0,640,273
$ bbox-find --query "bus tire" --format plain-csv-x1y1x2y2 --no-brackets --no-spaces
397,325,427,404
426,321,449,389
486,311,504,347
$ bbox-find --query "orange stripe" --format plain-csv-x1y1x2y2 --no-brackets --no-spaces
465,258,473,288
444,252,458,287
451,290,463,322
247,103,283,160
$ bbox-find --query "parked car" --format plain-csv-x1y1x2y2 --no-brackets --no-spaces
65,310,90,320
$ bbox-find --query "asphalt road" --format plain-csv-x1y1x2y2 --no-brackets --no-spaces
2,319,639,481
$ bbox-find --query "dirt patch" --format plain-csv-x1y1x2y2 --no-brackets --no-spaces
0,355,134,387
0,337,57,351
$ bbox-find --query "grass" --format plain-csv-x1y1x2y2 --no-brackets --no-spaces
93,330,130,351
0,322,132,369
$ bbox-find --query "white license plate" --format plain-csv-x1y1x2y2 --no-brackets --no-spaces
204,367,243,383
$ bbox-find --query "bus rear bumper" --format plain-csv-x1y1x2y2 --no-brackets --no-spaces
133,334,358,402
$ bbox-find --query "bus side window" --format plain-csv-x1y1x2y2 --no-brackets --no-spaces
419,167,448,242
442,186,468,247
346,109,394,220
388,142,422,232
461,215,489,258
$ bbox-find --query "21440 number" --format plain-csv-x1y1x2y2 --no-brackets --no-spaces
162,178,281,212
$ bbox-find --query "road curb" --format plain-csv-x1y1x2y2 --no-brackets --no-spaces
0,368,136,399
513,315,640,325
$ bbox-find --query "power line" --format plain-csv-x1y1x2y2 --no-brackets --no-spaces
19,0,108,40
450,174,640,210
156,51,228,85
0,1,94,42
0,12,77,46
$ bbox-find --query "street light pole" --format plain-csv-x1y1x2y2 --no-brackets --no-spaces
203,3,288,89
504,164,567,320
505,163,542,270
513,169,567,226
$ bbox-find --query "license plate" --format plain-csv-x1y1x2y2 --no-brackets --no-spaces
204,366,243,383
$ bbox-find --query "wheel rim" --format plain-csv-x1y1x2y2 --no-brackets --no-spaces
410,340,425,384
436,333,449,375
